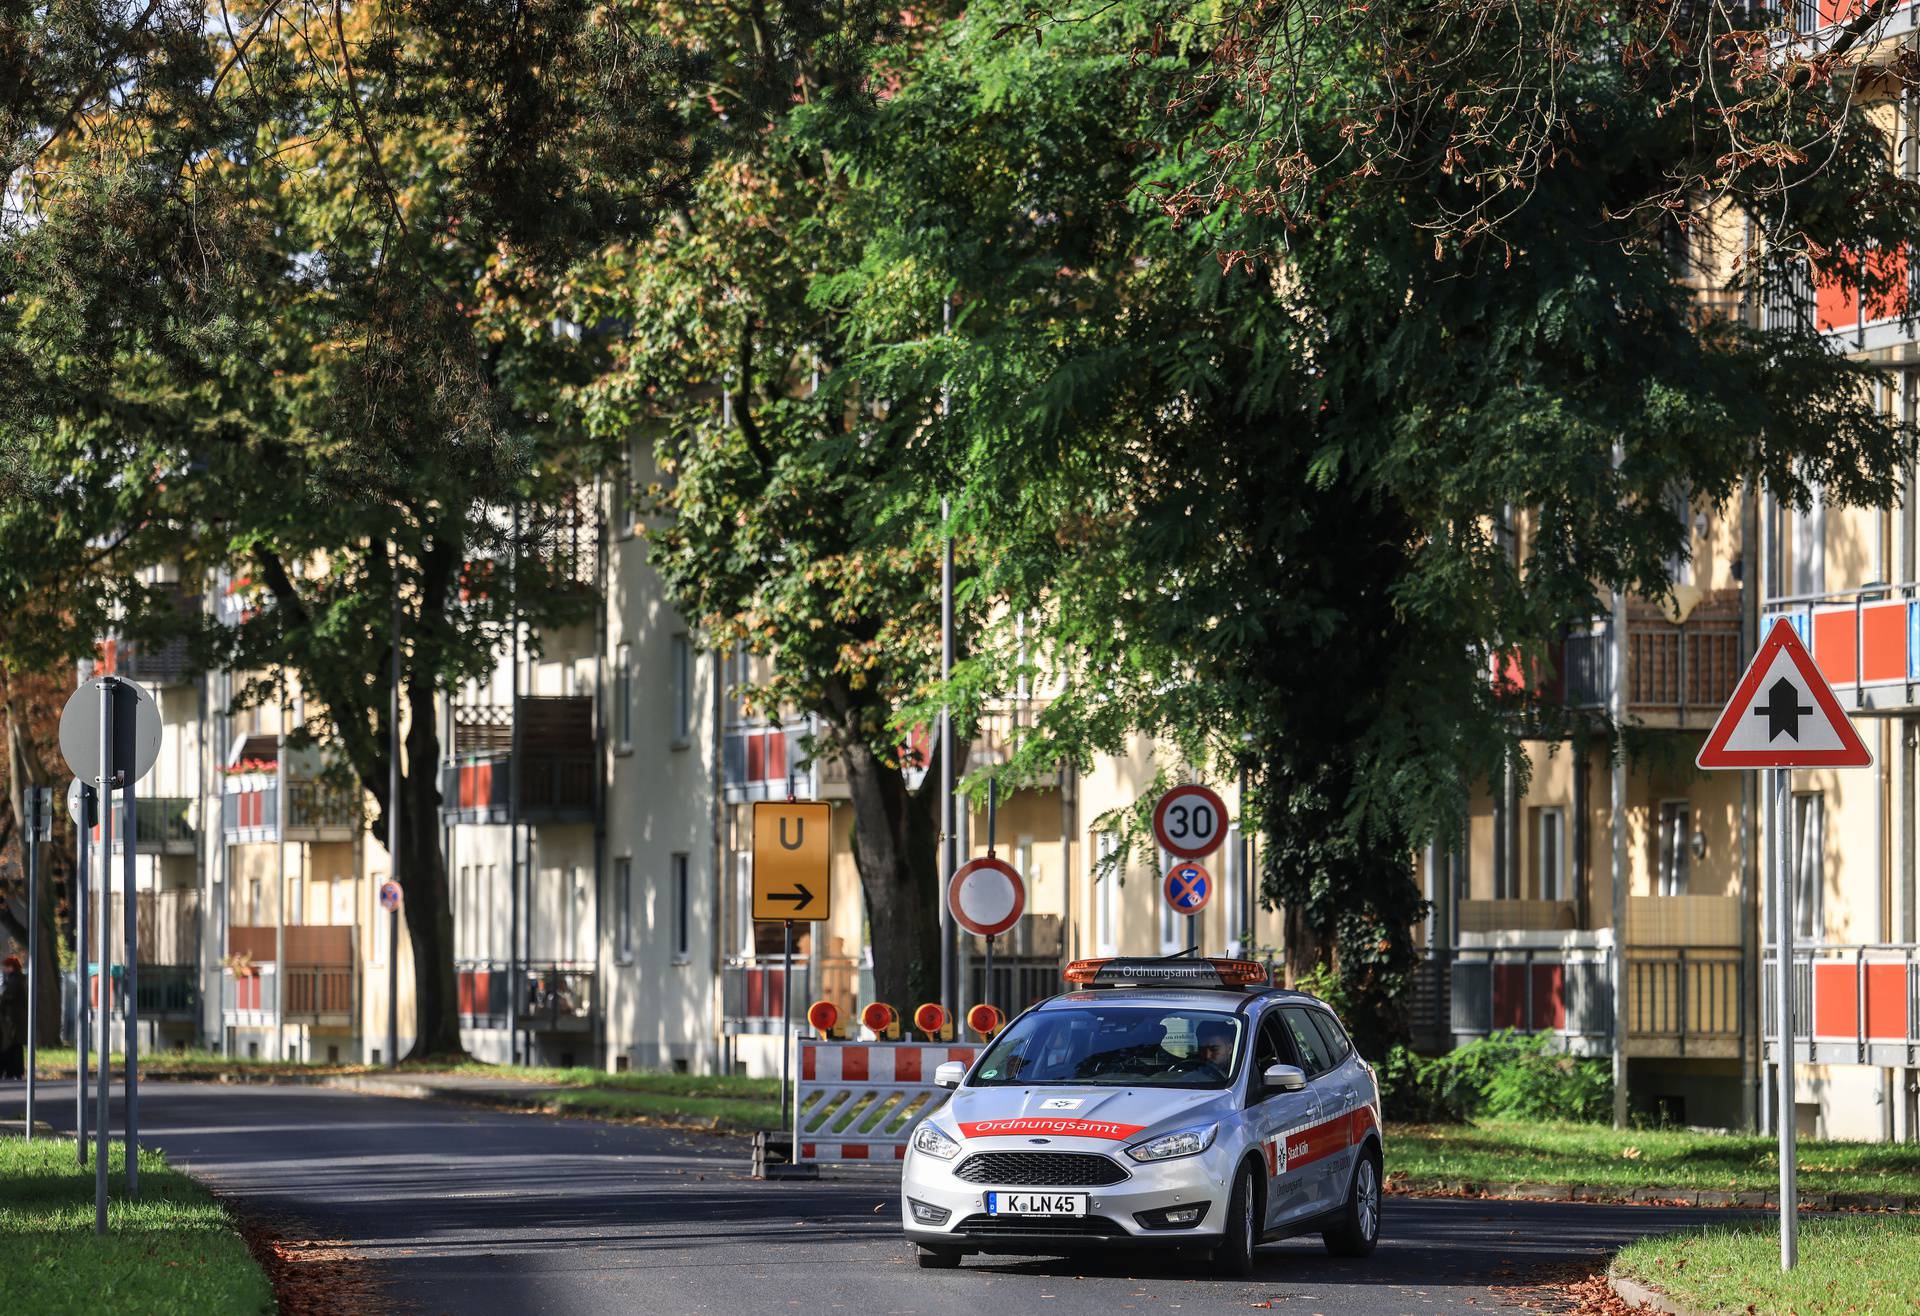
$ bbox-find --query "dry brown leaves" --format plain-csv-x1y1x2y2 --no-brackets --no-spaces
237,1215,391,1316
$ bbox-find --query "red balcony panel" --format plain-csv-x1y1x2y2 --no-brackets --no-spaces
1491,964,1527,1030
1531,965,1567,1031
1811,607,1858,685
1813,962,1860,1038
1863,601,1907,683
1865,246,1910,322
458,971,477,1015
1815,262,1860,332
747,733,767,783
1866,963,1909,1040
764,730,786,780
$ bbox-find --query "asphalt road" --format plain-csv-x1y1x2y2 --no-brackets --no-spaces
0,1080,1750,1315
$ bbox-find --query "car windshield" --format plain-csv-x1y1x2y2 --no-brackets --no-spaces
969,1006,1245,1089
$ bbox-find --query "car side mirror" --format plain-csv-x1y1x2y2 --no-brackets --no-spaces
934,1061,967,1090
1263,1063,1307,1093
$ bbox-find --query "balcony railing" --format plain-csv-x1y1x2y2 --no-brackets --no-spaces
966,955,1061,1016
1458,900,1577,934
80,964,201,1021
1561,609,1743,720
722,722,811,803
220,960,357,1026
1624,946,1744,1057
222,776,359,842
722,954,874,1035
107,889,202,966
1762,584,1920,713
1449,946,1613,1054
444,696,597,823
1763,944,1920,1067
97,796,194,852
456,960,511,1029
520,961,594,1032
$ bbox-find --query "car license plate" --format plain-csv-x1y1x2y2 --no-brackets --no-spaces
985,1192,1088,1216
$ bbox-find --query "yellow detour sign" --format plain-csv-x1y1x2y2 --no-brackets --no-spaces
751,800,832,922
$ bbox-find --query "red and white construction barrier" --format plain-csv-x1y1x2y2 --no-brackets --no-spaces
794,1040,980,1163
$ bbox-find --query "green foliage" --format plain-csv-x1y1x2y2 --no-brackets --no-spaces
1374,1045,1467,1126
1428,1031,1613,1124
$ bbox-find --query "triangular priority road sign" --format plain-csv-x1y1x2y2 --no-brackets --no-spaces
1697,617,1872,769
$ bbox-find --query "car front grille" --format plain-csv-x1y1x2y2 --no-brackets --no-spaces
953,1152,1129,1187
953,1213,1126,1238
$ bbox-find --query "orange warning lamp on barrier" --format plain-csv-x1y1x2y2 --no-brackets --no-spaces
860,1001,900,1039
912,1002,952,1041
807,999,841,1038
967,1003,1004,1039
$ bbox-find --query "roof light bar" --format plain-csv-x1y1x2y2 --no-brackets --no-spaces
1062,957,1270,989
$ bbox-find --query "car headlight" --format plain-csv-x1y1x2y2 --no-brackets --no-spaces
912,1122,962,1160
1125,1123,1218,1163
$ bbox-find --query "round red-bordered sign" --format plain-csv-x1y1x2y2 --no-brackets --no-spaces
1153,784,1228,859
947,856,1027,938
1163,861,1213,915
379,881,403,912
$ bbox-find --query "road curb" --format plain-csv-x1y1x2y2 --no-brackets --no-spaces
1607,1268,1696,1315
1387,1177,1920,1213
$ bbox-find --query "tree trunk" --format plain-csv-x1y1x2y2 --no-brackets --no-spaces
399,675,463,1059
839,741,943,1011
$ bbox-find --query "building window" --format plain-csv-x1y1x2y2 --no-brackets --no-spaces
1094,831,1118,955
1158,848,1183,953
613,441,634,540
1790,491,1825,597
615,856,633,962
671,634,693,746
673,853,691,960
1224,825,1243,956
614,642,633,751
1656,801,1690,898
1792,793,1823,942
1533,807,1566,902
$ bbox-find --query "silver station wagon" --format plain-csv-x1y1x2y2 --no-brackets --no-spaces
900,956,1383,1273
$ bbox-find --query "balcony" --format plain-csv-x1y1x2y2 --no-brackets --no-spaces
1448,946,1614,1056
1560,600,1743,724
1459,900,1577,935
1763,944,1920,1068
722,721,811,803
222,925,356,1028
1762,584,1920,714
443,696,596,824
722,954,872,1034
83,963,202,1022
454,959,597,1032
89,798,196,854
222,776,359,844
94,586,202,687
1624,946,1743,1058
520,962,594,1032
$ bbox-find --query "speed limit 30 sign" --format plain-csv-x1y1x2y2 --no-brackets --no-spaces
1153,784,1227,859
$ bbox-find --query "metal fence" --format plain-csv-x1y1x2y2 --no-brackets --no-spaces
520,961,594,1032
1448,947,1613,1049
965,955,1060,1017
1762,944,1920,1067
1625,946,1743,1055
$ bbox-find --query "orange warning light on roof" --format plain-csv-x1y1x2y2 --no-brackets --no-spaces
1064,957,1269,988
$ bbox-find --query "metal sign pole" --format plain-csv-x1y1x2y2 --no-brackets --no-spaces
122,767,139,1198
983,934,994,1015
1774,766,1798,1270
25,790,40,1140
95,678,114,1235
389,587,402,1069
76,787,89,1169
781,919,793,1139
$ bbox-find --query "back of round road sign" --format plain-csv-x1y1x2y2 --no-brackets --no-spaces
947,856,1026,938
58,677,162,785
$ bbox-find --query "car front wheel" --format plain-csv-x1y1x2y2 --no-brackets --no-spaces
1322,1150,1380,1258
1213,1161,1260,1278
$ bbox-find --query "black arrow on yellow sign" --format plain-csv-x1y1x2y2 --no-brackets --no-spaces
766,884,814,907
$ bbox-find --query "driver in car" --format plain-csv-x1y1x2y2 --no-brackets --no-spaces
1189,1019,1235,1082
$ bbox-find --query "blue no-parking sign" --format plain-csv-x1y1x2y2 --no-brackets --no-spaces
1162,862,1212,914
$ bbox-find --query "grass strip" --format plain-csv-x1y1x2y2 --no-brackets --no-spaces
540,1089,780,1131
0,1135,275,1314
1391,1121,1920,1198
1614,1215,1920,1314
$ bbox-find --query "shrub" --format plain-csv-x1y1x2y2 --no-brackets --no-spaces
1374,1044,1465,1124
1430,1030,1612,1123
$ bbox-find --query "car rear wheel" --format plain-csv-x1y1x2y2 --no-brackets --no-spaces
1322,1149,1380,1258
1212,1162,1260,1278
916,1245,962,1269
